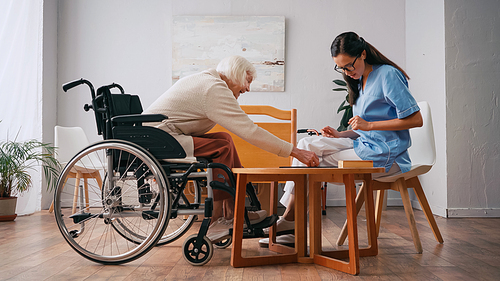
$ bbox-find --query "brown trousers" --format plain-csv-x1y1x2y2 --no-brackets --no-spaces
193,132,242,201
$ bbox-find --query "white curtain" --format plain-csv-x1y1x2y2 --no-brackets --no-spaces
0,0,44,215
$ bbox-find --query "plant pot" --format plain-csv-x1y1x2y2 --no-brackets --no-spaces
0,196,17,221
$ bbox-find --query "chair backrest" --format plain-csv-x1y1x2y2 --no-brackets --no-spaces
208,105,296,168
54,126,91,164
408,101,436,166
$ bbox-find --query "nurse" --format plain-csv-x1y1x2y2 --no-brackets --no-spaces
260,31,423,245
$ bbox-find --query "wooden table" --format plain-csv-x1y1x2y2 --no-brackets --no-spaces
230,167,384,275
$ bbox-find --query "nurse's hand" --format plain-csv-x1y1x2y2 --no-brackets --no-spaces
321,126,341,138
349,115,372,131
291,147,319,167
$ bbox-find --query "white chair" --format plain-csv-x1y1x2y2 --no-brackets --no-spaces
336,101,443,253
48,126,103,213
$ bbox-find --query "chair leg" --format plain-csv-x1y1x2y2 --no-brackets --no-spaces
374,189,385,237
408,177,444,243
93,171,104,190
48,201,54,213
72,172,82,215
84,178,90,212
336,181,366,246
395,178,423,253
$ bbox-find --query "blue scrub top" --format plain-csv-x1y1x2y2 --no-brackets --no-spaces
352,64,420,173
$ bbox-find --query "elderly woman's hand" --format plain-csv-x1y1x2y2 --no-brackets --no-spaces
291,147,319,167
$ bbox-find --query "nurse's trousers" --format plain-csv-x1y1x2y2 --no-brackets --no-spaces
280,135,400,208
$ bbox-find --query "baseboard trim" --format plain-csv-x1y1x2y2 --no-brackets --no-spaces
446,208,500,218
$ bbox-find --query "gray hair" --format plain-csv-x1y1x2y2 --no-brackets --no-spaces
216,55,257,87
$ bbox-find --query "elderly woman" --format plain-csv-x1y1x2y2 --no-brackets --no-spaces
144,55,318,241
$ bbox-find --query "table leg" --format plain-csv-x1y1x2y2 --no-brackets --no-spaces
311,174,360,275
230,174,247,267
363,174,378,255
294,176,308,260
268,181,281,251
336,182,366,246
344,173,360,274
309,177,323,257
231,174,298,267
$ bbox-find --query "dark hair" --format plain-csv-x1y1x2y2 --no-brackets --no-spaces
330,31,409,105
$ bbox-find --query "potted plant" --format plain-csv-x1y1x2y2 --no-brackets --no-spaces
0,138,61,221
333,79,352,131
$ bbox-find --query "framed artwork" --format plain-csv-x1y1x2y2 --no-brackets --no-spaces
172,16,285,91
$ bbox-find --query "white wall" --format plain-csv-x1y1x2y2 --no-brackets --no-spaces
56,0,409,207
445,0,500,217
405,0,447,216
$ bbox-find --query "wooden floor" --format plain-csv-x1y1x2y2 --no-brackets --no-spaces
1,207,499,281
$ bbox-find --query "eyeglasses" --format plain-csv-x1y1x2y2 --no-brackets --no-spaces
334,54,360,74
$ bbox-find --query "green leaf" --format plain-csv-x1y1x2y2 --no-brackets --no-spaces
333,79,347,86
337,124,348,132
346,107,353,120
337,100,347,112
340,111,349,126
337,105,351,114
332,88,347,92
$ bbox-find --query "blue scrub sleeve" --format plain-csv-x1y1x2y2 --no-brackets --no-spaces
381,67,420,119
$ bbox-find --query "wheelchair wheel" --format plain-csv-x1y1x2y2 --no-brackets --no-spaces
156,179,202,246
182,234,213,266
53,140,170,264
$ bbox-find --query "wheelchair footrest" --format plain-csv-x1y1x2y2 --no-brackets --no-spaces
251,214,279,229
69,213,93,224
227,214,279,239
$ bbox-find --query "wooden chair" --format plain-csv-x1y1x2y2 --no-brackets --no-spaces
207,105,296,213
336,101,443,253
48,126,103,214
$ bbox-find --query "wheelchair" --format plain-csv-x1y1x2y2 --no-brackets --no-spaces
53,79,278,265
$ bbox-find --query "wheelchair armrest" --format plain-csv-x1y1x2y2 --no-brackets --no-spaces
112,114,167,125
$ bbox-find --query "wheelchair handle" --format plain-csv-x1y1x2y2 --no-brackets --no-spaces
105,83,125,94
297,128,322,136
62,78,96,99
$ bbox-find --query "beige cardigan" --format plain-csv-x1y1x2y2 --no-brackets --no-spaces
144,69,293,160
